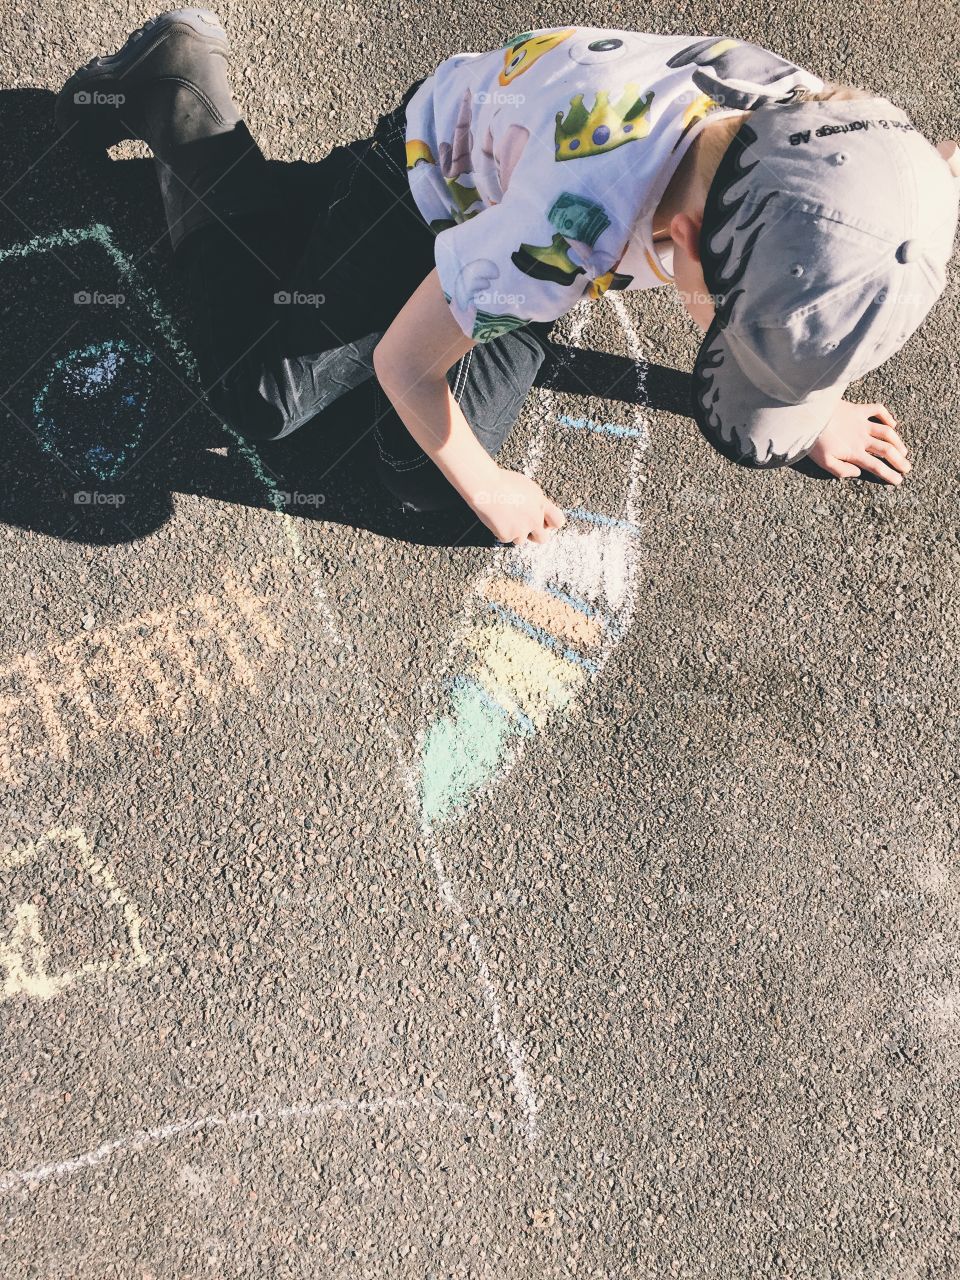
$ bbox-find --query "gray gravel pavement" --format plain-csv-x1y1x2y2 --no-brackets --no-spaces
1,2,959,1277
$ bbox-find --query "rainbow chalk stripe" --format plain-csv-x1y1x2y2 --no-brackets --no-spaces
420,438,644,827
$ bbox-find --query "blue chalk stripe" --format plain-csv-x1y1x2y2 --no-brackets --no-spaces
483,602,599,674
564,507,641,535
542,584,601,619
555,412,644,440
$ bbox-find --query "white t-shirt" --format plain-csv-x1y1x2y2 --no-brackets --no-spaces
403,28,824,341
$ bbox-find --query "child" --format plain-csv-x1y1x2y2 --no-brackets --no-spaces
56,13,960,545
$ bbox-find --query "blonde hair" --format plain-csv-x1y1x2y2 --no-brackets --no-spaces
683,82,878,208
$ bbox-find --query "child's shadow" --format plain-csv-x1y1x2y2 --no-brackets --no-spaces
0,85,726,552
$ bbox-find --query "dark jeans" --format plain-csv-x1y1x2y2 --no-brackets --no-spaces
177,79,552,510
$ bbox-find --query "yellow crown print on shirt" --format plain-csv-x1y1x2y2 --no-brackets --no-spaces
555,85,655,161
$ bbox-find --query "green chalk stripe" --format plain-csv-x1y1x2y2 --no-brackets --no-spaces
420,677,516,826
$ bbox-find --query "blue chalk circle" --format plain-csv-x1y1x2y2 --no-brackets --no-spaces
33,338,155,481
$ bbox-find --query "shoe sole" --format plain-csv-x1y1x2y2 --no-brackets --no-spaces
55,8,229,148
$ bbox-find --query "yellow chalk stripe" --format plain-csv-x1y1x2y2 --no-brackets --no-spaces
482,577,605,651
461,622,586,728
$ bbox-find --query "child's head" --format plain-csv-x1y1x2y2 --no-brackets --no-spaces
665,84,876,331
671,87,959,469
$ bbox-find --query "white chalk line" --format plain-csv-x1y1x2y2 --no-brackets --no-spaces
263,371,565,1146
282,530,542,1145
122,232,542,1156
405,296,650,1144
0,224,535,1185
0,1095,471,1193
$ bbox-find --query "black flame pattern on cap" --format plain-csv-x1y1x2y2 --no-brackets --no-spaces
699,119,768,326
691,119,815,468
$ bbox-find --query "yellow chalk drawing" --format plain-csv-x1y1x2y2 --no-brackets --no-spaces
0,826,153,1002
0,904,73,1001
462,622,587,728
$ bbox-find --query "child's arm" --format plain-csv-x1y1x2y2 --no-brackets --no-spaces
806,400,911,484
372,269,565,544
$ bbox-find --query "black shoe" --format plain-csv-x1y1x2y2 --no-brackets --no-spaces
55,9,275,255
54,8,235,152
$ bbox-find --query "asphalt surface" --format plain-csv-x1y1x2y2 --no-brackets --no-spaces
2,2,960,1277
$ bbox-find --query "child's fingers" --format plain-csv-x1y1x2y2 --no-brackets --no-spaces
867,402,898,428
825,457,861,480
869,420,908,453
543,501,566,530
865,437,911,473
855,450,903,485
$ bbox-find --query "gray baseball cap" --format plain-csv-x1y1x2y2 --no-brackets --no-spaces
691,95,960,467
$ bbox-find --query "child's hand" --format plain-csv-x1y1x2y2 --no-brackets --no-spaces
469,467,566,545
807,400,911,485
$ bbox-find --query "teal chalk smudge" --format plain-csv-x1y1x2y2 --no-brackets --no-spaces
420,677,515,827
8,223,291,511
33,338,154,481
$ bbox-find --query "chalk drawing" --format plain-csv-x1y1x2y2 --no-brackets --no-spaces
0,567,287,786
400,298,647,1138
418,300,648,830
2,223,305,565
0,224,198,375
263,518,543,1143
0,228,505,1196
33,338,155,481
0,1095,472,1191
0,224,539,1174
556,411,649,444
0,826,154,1002
0,223,650,1155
